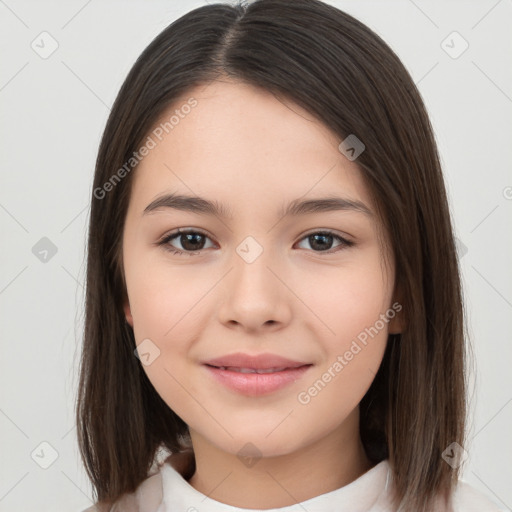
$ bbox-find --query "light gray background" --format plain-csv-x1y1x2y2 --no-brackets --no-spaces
0,1,511,511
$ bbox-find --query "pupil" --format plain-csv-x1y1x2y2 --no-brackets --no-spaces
182,233,204,250
311,234,332,251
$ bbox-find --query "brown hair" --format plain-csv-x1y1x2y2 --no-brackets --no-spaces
77,1,467,510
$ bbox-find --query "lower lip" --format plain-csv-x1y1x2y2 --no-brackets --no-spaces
203,364,312,396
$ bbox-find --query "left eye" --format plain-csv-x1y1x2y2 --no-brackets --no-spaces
158,229,353,255
296,231,353,252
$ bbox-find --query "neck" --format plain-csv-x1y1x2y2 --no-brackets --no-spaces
186,408,372,509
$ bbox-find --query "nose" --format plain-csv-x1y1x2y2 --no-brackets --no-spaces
216,244,292,333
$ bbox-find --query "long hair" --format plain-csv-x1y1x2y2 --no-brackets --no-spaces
76,1,467,510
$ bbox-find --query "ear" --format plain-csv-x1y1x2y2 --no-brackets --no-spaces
388,308,403,334
123,297,134,327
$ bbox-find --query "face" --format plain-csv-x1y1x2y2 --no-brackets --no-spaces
121,79,400,459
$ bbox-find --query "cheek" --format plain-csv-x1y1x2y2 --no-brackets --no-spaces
293,255,390,403
299,254,391,344
295,274,390,428
128,262,207,342
126,263,211,410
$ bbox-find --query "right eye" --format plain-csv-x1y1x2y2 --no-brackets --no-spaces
158,228,216,255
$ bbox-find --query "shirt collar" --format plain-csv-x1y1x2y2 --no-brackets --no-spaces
160,455,392,512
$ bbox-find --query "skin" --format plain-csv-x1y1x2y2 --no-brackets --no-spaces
122,79,402,508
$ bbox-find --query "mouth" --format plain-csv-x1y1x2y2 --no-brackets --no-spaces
205,364,308,373
202,352,311,370
203,363,313,396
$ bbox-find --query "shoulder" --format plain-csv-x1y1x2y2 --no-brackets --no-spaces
451,480,504,511
80,469,164,512
79,450,194,512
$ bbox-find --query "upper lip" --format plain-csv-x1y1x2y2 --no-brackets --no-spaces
202,352,311,370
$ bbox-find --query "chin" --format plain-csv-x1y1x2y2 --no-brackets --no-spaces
213,432,302,461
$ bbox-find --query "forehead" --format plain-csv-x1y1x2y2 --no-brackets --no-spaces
129,79,372,216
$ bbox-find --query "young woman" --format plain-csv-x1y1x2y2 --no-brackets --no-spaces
77,1,501,510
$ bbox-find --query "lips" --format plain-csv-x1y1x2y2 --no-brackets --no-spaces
202,352,313,396
202,352,310,371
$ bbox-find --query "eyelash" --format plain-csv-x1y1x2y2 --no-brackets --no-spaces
157,228,354,256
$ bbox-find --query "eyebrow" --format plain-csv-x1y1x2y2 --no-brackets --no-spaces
143,193,372,219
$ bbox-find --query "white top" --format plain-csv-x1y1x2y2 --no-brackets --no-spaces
82,455,503,512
